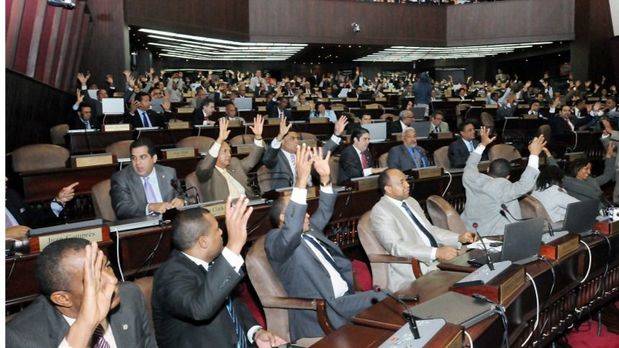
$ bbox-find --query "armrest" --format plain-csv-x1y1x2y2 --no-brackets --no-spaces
262,296,334,335
367,253,423,279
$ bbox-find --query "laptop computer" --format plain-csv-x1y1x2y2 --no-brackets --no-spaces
361,122,387,142
412,121,431,139
233,97,253,111
549,199,599,236
468,218,545,267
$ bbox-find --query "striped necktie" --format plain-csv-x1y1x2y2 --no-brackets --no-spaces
226,297,247,348
92,324,110,348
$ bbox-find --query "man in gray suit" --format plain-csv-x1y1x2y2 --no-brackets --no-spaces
387,128,430,171
111,138,184,219
265,145,384,342
370,169,475,292
460,127,545,236
7,238,156,347
262,116,347,190
196,116,265,201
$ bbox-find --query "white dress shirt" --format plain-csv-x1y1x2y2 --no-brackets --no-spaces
353,145,374,177
143,168,164,215
59,317,117,348
271,135,342,184
181,250,262,343
290,186,349,298
463,139,475,152
384,195,437,260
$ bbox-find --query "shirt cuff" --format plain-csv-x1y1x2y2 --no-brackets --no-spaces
221,247,244,273
247,326,262,344
81,85,87,91
290,187,307,205
330,134,341,144
473,144,486,155
430,247,437,261
209,141,222,158
50,201,64,217
549,107,556,113
253,139,264,147
363,168,373,176
270,137,282,149
527,154,539,169
145,204,150,216
72,103,79,111
320,185,334,194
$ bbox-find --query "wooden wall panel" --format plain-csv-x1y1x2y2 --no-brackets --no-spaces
25,0,48,77
6,0,25,68
12,0,39,73
41,7,63,86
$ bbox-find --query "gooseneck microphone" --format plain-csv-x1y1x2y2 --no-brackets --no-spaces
473,222,495,271
500,203,554,236
171,179,202,204
373,286,420,339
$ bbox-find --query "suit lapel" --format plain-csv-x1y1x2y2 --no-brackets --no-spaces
109,314,129,347
156,166,171,201
278,151,293,177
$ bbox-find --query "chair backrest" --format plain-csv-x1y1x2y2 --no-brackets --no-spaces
380,113,398,121
432,146,450,169
50,124,69,145
299,132,318,147
246,236,291,342
91,179,117,222
357,211,390,289
12,144,70,172
185,171,202,202
105,140,134,159
328,155,340,185
257,165,273,193
176,136,215,153
426,195,466,234
378,152,389,168
229,134,255,146
480,112,495,128
133,276,154,326
519,195,552,222
488,144,521,162
538,124,552,139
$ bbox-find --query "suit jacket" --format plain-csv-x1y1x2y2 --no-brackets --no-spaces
6,189,59,228
448,138,486,169
192,109,216,126
370,196,460,292
70,114,100,130
262,138,340,190
338,145,374,185
428,122,449,134
268,108,291,119
549,115,575,138
460,150,539,236
387,144,429,171
6,283,156,348
495,104,517,121
124,109,168,128
265,191,382,341
110,164,178,220
195,142,264,201
388,121,408,136
152,250,257,348
82,90,103,119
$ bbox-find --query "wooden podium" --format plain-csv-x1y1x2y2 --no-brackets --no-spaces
451,263,525,304
594,220,619,236
539,233,580,260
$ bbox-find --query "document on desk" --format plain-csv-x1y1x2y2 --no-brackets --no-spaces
102,98,125,114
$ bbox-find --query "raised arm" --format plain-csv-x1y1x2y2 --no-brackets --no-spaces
196,118,230,182
241,115,266,173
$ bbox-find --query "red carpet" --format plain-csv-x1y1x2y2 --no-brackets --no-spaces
566,320,619,347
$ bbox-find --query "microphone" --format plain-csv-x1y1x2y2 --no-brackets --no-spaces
501,204,553,236
373,286,420,339
171,179,201,204
473,222,495,271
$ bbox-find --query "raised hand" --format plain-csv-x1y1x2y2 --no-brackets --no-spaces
294,144,314,188
162,100,171,112
225,195,252,254
334,115,348,136
76,89,84,104
105,74,114,85
56,182,79,205
606,142,616,159
77,73,89,86
249,114,264,139
528,135,547,156
311,147,331,182
217,117,231,143
479,126,496,147
276,117,292,141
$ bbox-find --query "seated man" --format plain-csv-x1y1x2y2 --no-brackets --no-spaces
196,116,265,201
448,121,487,169
7,238,155,347
111,138,184,219
460,127,544,236
268,97,291,119
371,169,475,291
124,92,170,128
388,109,414,135
428,111,449,134
152,199,285,348
193,99,217,126
526,101,546,119
70,99,99,130
6,180,78,239
266,145,385,342
338,128,387,184
223,102,246,124
263,116,346,190
310,103,337,123
387,128,430,171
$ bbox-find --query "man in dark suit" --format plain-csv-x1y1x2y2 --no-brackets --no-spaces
193,98,217,126
549,105,576,138
123,92,170,128
448,121,487,168
387,128,430,171
338,128,387,184
265,145,385,342
7,238,156,347
262,116,346,190
70,103,100,130
388,109,414,135
268,97,291,119
77,72,109,121
110,138,184,219
152,200,286,348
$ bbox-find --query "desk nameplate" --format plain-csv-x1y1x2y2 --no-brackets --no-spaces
29,225,111,253
168,121,190,129
71,153,114,168
102,124,131,132
161,147,197,160
594,220,619,236
540,233,580,260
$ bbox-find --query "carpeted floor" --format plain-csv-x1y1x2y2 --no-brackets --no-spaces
566,320,619,347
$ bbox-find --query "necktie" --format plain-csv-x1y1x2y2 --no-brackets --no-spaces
401,202,438,247
5,209,17,228
92,324,110,348
143,177,158,203
407,147,422,168
466,140,474,152
361,151,369,169
434,125,440,133
226,297,248,348
140,110,151,127
290,153,296,180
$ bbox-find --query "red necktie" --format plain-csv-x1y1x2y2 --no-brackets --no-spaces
361,151,369,169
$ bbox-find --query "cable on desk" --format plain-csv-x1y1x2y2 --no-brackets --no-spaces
464,330,473,348
521,272,540,347
441,169,452,197
538,255,556,298
112,228,125,282
579,240,592,284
